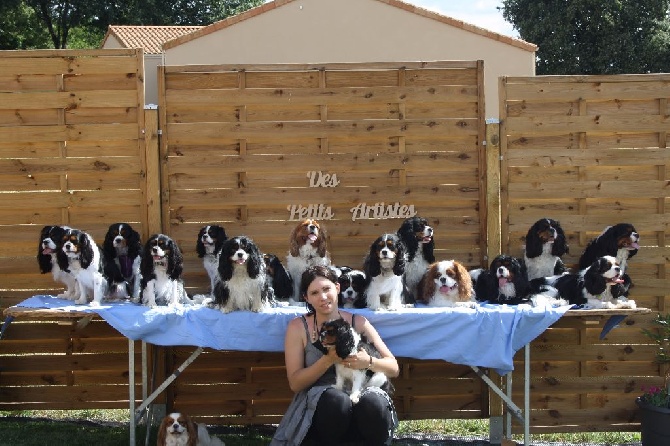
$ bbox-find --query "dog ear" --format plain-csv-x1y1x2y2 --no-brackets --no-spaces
552,222,569,256
423,236,435,263
455,262,474,302
168,240,183,280
398,223,420,261
584,261,607,295
79,233,94,269
417,268,434,303
315,225,328,257
140,240,155,285
392,241,406,276
128,228,143,259
246,241,262,278
218,244,234,281
288,224,301,257
196,228,206,258
364,249,381,278
156,416,170,446
103,227,117,260
184,414,198,446
524,224,543,258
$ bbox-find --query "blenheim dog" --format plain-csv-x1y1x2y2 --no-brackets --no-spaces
319,318,389,404
157,412,225,446
286,219,331,303
417,260,476,308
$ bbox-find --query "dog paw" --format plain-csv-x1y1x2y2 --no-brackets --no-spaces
350,392,360,404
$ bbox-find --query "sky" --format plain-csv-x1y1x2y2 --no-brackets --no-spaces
408,0,518,38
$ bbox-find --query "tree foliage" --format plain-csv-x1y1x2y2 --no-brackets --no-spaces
500,0,670,74
0,0,265,49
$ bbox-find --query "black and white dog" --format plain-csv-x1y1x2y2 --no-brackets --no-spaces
102,223,143,301
523,218,569,280
397,216,435,300
363,233,410,311
264,253,293,302
334,266,367,309
194,224,228,303
319,318,390,404
140,234,190,308
554,255,635,309
37,225,77,300
473,254,532,305
213,236,273,313
57,228,108,306
578,223,640,274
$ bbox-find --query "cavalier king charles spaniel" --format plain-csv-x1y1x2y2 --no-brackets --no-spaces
157,412,225,446
140,234,190,308
417,260,476,307
286,219,331,303
319,318,390,404
37,225,77,300
193,224,228,303
363,233,410,311
334,266,367,309
523,218,569,280
554,255,635,309
102,222,143,301
578,223,639,274
56,227,108,306
473,254,532,305
397,216,435,300
264,253,293,302
213,236,273,312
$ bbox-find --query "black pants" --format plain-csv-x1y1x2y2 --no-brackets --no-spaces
302,387,395,446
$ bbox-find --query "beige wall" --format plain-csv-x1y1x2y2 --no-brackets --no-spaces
101,37,162,105
164,0,535,118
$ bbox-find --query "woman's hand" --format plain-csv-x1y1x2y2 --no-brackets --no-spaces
344,351,370,370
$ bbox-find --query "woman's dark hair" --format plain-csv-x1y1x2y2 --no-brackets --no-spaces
300,265,339,312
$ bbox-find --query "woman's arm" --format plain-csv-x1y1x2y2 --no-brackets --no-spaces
348,316,400,378
284,316,340,393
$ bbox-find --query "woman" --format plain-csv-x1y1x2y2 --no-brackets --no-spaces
271,265,399,446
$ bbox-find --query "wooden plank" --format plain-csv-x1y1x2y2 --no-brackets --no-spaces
165,119,478,144
507,180,668,199
0,123,139,143
504,79,670,101
505,114,668,135
166,85,479,106
166,152,479,174
505,147,668,166
0,90,139,109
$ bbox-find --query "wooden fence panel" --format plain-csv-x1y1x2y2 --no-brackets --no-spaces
500,74,670,433
0,49,150,306
159,61,488,294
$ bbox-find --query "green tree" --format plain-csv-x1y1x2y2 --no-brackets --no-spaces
0,0,51,49
1,0,264,49
500,0,670,74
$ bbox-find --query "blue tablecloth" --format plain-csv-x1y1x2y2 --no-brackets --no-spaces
13,296,572,374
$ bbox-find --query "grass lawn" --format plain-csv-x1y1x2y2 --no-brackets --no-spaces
0,410,642,446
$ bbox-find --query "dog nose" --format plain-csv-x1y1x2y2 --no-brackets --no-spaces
439,277,446,284
237,252,244,258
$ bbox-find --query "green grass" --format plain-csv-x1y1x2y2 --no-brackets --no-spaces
0,410,642,445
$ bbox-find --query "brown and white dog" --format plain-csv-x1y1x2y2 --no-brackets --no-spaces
417,260,476,308
157,412,225,446
286,219,331,304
